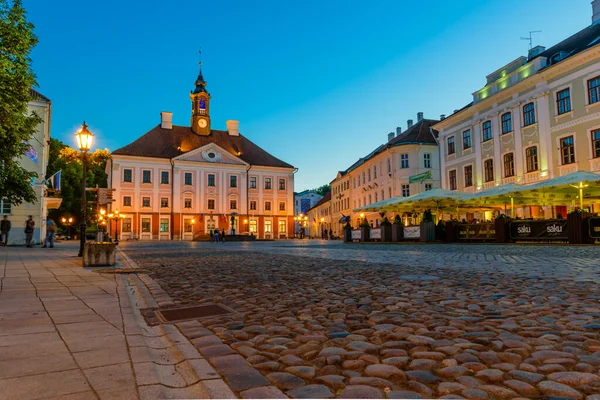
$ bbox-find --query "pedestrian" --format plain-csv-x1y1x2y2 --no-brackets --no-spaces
43,217,56,248
24,215,35,248
323,229,328,239
213,228,220,243
1,216,11,246
221,228,226,242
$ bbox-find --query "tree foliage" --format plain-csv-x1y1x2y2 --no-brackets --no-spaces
46,138,111,226
0,0,40,205
314,184,331,196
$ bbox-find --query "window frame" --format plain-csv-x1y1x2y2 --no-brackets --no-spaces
230,175,237,188
400,154,409,169
230,199,237,210
279,201,286,211
556,88,572,115
264,201,272,211
141,218,151,233
464,165,473,187
482,120,492,142
588,75,600,105
142,197,151,208
523,103,536,126
423,153,431,168
122,218,132,233
207,174,215,187
184,198,192,208
207,199,215,210
449,169,457,190
123,196,132,207
501,112,512,135
503,153,515,178
249,176,257,189
592,129,600,158
525,146,539,172
401,184,410,198
142,170,152,184
160,197,169,208
462,130,472,150
278,178,286,190
160,171,169,185
560,135,576,165
484,159,494,182
264,178,272,190
447,136,456,155
249,200,257,211
278,220,286,233
0,198,12,214
159,218,169,233
123,168,133,183
184,172,193,186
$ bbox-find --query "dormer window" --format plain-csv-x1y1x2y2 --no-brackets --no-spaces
548,51,570,66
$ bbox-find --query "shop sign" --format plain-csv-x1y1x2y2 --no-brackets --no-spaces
589,217,600,239
509,220,568,240
351,230,362,240
404,226,420,238
457,224,495,240
370,229,382,239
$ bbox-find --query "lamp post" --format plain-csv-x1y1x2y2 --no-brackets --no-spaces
62,217,73,240
75,122,94,257
320,217,325,239
108,210,126,245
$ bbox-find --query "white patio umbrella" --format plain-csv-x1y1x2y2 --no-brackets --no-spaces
524,171,600,208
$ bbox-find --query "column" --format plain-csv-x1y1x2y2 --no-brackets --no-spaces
536,92,553,178
473,122,482,189
492,114,502,185
513,105,524,181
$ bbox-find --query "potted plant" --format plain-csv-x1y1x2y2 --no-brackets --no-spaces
420,209,436,242
494,213,511,243
343,222,352,243
380,217,392,242
360,218,371,242
391,215,403,242
445,218,459,242
435,220,447,242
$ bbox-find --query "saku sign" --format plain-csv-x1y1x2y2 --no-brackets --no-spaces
509,220,568,240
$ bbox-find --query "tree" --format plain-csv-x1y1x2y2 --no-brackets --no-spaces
314,184,331,196
0,0,40,205
45,138,111,227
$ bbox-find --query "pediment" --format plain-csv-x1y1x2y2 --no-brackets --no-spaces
174,143,248,166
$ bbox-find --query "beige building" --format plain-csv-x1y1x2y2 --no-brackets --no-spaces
2,89,61,245
434,3,600,219
340,114,440,232
109,65,295,240
306,192,332,238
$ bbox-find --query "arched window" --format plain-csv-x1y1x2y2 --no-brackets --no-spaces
482,121,492,141
523,103,536,126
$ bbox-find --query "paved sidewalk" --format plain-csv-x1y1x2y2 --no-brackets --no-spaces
0,242,229,400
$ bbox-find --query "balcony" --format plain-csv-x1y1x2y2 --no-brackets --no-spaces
558,163,578,176
589,158,600,172
502,176,516,185
44,189,62,210
523,171,540,184
483,181,496,190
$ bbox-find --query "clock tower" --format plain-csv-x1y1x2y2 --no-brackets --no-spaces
190,63,211,135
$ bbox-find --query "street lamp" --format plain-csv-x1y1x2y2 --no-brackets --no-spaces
320,217,325,239
75,121,94,257
62,217,73,240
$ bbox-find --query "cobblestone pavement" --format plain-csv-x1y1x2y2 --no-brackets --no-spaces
123,240,600,399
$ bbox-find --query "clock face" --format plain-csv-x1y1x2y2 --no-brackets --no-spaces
198,119,208,128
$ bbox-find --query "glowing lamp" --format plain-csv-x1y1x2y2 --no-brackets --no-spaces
75,121,94,152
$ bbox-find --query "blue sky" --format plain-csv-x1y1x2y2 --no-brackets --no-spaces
26,0,592,191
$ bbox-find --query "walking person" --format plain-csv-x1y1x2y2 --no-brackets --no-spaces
1,216,11,246
24,215,35,248
213,228,220,243
43,217,56,248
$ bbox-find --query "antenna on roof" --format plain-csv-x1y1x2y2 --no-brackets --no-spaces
521,30,542,50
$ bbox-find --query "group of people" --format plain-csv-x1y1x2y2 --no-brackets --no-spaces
0,215,57,248
209,228,226,243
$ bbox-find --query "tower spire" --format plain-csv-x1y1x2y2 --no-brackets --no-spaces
193,48,208,94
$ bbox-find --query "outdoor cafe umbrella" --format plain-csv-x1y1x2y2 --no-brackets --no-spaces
375,188,469,219
463,183,529,216
522,171,600,208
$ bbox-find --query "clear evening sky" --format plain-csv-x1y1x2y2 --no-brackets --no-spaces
26,0,591,191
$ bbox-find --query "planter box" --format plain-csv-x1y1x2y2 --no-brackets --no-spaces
404,226,420,239
369,228,382,241
494,218,511,243
380,225,392,242
344,228,352,243
360,227,370,242
420,221,436,242
83,242,116,267
391,224,404,242
445,221,457,242
351,229,362,242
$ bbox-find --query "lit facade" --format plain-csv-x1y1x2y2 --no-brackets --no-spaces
108,67,295,240
306,192,331,238
434,6,600,218
1,90,59,245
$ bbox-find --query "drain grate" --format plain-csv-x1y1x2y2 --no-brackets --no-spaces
155,303,235,323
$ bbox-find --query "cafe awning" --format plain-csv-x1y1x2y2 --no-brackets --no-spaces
523,171,600,207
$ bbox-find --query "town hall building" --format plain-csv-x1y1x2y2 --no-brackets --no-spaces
108,65,296,240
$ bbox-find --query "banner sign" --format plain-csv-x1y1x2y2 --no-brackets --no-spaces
351,230,362,240
509,220,568,240
589,217,600,239
370,229,382,239
408,170,432,184
403,226,420,238
457,224,495,240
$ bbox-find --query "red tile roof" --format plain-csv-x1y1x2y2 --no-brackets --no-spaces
112,125,294,169
307,191,331,212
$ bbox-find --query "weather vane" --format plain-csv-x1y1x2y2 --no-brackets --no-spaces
199,48,202,67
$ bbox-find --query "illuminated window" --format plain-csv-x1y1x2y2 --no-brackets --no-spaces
482,121,492,142
159,218,169,232
141,218,151,232
504,153,515,177
449,170,457,190
184,219,194,233
484,159,494,182
249,220,257,233
265,220,272,233
278,220,286,233
122,218,131,233
526,146,538,172
501,113,512,134
560,136,575,165
523,103,536,126
556,88,571,115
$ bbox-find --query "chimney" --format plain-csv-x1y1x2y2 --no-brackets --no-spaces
387,132,394,142
407,119,413,129
528,45,546,59
226,120,239,136
417,112,424,122
594,0,600,25
396,127,402,137
160,112,172,129
440,114,446,120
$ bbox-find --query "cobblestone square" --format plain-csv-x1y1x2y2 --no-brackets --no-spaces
123,241,600,398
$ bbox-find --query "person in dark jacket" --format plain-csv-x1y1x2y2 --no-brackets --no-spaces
221,228,226,242
24,215,35,248
1,216,11,246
